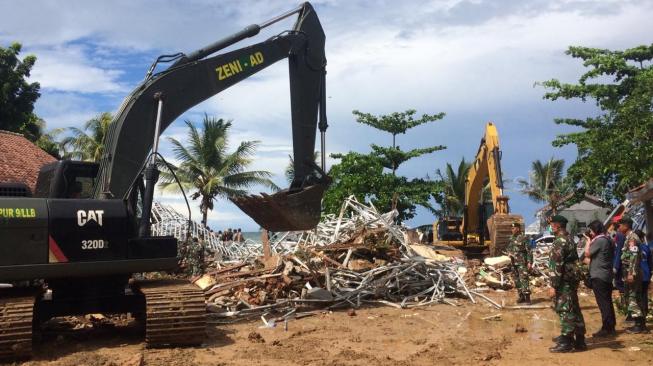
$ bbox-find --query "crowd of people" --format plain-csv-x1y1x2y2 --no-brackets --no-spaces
214,228,245,242
507,215,652,353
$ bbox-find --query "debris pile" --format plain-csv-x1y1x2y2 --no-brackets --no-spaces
471,242,554,290
473,256,513,290
193,196,472,321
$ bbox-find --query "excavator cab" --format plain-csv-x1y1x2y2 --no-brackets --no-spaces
34,161,99,199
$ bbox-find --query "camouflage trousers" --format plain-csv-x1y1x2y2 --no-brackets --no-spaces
624,280,644,319
553,283,586,336
511,262,530,296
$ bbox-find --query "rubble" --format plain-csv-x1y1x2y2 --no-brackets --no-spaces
194,196,473,321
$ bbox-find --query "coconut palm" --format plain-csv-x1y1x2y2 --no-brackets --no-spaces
518,158,570,215
160,114,278,226
436,158,470,216
62,112,112,161
284,151,320,184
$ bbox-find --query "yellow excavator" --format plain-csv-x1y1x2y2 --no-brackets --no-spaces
434,122,523,255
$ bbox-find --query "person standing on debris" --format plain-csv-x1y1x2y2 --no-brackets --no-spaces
583,220,616,337
548,215,586,353
507,222,532,304
618,217,648,333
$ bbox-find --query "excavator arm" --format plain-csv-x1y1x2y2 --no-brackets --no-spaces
462,122,522,254
95,2,328,231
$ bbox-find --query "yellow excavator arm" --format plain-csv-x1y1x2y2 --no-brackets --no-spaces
462,122,522,254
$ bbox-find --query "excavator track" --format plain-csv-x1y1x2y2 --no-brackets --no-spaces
137,280,206,347
0,295,34,361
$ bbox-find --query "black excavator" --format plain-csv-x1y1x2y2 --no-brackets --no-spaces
0,2,329,360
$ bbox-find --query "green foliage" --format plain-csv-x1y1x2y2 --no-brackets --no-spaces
370,144,445,173
435,157,470,217
518,158,571,215
323,109,446,222
322,152,440,222
160,114,278,226
61,112,112,161
353,109,445,174
352,109,445,136
0,43,41,137
540,44,653,201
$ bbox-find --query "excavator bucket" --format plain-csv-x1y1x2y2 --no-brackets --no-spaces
230,183,327,232
487,213,524,256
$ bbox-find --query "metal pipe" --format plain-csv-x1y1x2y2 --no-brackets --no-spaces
320,132,326,171
259,4,304,28
173,4,304,67
151,96,164,163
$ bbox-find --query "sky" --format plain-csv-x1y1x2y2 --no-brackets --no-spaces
1,0,651,231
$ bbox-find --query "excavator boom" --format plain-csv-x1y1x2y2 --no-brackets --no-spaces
461,122,523,255
95,2,328,231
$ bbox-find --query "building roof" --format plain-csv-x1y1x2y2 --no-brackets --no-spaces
0,130,56,192
537,193,609,213
627,178,653,203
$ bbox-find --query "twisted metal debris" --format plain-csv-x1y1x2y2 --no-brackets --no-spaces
195,196,473,321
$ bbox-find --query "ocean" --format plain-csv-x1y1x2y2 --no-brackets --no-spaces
242,231,263,242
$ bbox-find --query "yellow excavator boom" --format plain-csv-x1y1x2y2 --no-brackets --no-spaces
461,122,523,255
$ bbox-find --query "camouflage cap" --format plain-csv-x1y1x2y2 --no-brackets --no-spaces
618,216,634,227
550,215,568,225
511,222,521,228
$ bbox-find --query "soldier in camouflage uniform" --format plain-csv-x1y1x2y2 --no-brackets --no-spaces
618,217,648,333
548,215,586,353
506,222,532,304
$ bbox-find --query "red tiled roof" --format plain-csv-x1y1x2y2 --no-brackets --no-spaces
0,130,57,192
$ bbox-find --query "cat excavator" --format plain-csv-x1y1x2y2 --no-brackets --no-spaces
0,2,328,360
433,122,523,255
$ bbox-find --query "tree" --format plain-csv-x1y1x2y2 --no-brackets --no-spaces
540,44,653,201
435,157,470,217
322,152,439,222
62,112,112,161
160,114,278,226
0,43,41,137
323,109,446,222
518,158,571,215
285,151,319,183
352,109,445,175
36,127,66,159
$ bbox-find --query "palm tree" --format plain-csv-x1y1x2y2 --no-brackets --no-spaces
63,112,112,161
160,114,279,226
436,158,470,216
285,151,320,184
518,158,570,215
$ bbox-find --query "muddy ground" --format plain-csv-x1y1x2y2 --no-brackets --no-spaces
13,288,653,366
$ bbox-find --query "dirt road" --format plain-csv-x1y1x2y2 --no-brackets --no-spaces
16,289,653,366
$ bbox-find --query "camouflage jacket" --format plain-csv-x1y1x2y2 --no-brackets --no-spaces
548,233,580,289
621,231,642,279
506,234,533,264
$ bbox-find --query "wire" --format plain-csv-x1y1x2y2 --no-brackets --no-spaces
154,152,193,241
145,52,186,80
124,151,193,241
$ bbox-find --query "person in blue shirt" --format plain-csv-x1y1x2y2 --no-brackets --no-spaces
635,230,652,320
612,225,626,312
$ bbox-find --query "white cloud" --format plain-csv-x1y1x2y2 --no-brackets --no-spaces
27,45,126,94
3,0,651,226
33,92,101,129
